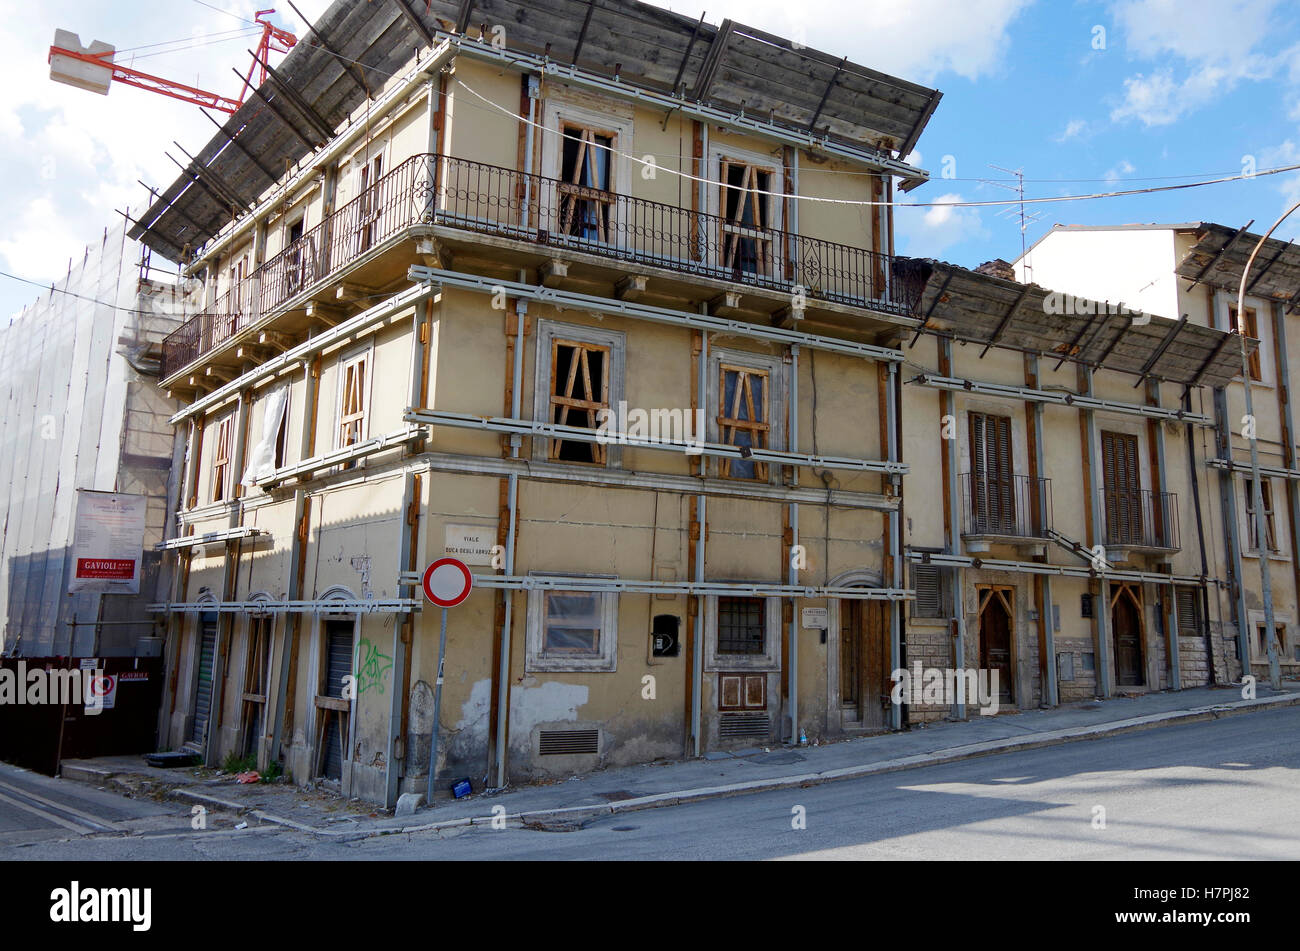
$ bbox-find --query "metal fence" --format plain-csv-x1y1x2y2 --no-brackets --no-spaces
962,472,1052,538
1104,488,1180,550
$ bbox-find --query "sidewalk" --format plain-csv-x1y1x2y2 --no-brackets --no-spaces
61,681,1300,838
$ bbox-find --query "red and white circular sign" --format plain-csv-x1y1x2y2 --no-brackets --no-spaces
422,557,473,607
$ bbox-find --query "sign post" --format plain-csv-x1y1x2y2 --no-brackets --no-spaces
421,557,473,804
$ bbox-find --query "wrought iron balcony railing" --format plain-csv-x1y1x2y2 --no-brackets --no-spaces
161,152,916,380
1104,488,1180,550
961,472,1052,539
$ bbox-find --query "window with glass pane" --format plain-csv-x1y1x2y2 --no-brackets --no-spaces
211,415,233,502
718,364,769,479
717,596,765,654
543,591,602,655
559,127,613,241
550,339,609,464
720,161,774,277
338,353,368,453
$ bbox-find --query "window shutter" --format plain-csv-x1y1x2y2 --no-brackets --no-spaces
912,563,943,618
1175,587,1201,635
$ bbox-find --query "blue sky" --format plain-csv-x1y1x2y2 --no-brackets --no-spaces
5,0,1300,318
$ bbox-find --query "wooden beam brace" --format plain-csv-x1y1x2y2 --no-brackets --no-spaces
979,284,1032,358
1187,220,1254,289
1092,314,1133,369
454,0,476,33
287,0,370,96
165,152,237,214
671,12,708,94
1245,238,1292,297
910,268,953,346
1052,309,1101,371
199,111,278,188
572,0,597,65
807,57,847,133
255,54,337,142
390,0,434,45
244,79,319,150
1187,331,1234,389
691,19,734,102
1133,315,1188,386
898,89,942,161
172,140,253,210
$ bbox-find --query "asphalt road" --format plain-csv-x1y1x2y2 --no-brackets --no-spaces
5,705,1299,860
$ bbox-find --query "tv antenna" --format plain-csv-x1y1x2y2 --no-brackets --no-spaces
980,164,1045,267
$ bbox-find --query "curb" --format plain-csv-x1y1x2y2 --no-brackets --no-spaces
58,691,1300,839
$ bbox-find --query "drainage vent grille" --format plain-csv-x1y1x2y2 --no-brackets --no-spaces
719,713,770,738
539,729,600,755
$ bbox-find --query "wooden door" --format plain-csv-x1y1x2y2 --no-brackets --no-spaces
1111,583,1146,686
1102,431,1142,545
841,600,886,729
977,587,1014,704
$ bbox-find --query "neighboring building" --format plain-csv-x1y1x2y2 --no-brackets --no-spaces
1017,223,1300,684
132,0,940,805
0,219,182,658
900,256,1247,716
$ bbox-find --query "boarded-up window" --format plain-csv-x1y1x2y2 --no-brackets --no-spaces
338,351,369,453
717,596,766,654
718,364,770,480
1245,478,1279,552
969,413,1015,534
211,415,233,502
718,672,766,710
1228,306,1262,381
1175,586,1203,636
1102,431,1142,545
559,127,613,241
242,614,274,758
1256,623,1286,658
720,160,774,277
549,339,609,464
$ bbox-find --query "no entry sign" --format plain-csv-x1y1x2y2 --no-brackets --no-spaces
422,557,473,607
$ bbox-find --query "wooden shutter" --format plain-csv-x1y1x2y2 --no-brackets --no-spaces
912,563,944,618
970,413,1014,533
339,356,367,449
1102,431,1141,544
1175,587,1201,636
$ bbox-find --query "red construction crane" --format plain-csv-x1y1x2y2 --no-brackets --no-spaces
48,10,296,115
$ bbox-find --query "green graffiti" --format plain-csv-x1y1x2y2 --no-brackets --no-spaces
355,638,393,694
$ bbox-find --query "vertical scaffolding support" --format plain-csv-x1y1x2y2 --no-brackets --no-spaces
787,345,799,743
1028,355,1057,706
691,321,708,756
1213,382,1251,676
1147,379,1179,689
1080,365,1112,698
887,360,902,730
940,337,967,718
1274,301,1300,665
385,470,417,809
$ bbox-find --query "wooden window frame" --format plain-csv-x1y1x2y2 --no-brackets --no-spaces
968,411,1016,535
1228,305,1263,382
336,346,372,456
717,363,771,480
532,320,625,469
525,574,619,672
548,338,610,465
1244,477,1279,553
557,125,615,242
718,157,777,279
210,414,233,503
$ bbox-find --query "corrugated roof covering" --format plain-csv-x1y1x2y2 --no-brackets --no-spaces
1176,221,1300,310
897,257,1252,390
130,0,940,264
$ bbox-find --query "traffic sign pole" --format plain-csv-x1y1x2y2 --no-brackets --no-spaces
427,605,449,805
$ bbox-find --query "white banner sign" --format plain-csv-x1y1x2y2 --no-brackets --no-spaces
443,523,498,566
69,491,147,594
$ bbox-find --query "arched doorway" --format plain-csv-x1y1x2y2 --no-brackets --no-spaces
1111,583,1145,686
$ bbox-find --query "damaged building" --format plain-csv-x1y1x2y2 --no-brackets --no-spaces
130,0,1288,810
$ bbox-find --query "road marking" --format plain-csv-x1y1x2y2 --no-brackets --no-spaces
0,780,116,833
0,789,96,835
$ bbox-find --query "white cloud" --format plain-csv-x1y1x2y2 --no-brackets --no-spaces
1109,0,1282,125
895,192,991,258
1103,159,1136,183
1054,118,1088,142
643,0,1034,84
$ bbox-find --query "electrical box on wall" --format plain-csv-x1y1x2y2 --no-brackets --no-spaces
652,615,680,657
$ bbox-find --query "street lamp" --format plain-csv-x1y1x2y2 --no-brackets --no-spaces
1235,201,1300,690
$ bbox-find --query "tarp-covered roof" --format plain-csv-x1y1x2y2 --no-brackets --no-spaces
897,257,1252,389
130,0,940,263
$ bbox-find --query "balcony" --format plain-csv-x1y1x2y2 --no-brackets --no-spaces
161,153,918,381
1104,488,1180,553
961,473,1052,551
